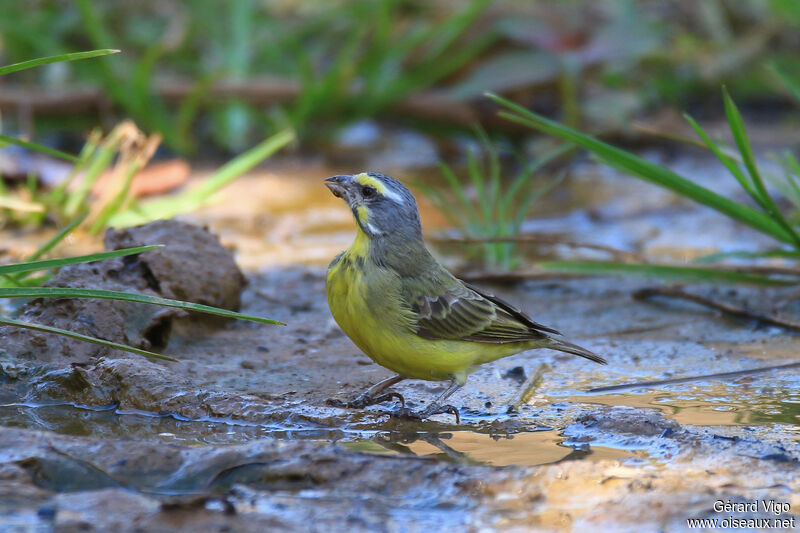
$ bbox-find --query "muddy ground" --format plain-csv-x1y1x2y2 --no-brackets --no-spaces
0,153,798,532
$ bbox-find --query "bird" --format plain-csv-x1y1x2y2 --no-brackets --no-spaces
325,172,606,422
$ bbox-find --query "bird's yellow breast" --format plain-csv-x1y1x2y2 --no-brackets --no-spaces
326,230,532,382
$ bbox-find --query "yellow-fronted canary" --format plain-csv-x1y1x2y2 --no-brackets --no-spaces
325,172,605,421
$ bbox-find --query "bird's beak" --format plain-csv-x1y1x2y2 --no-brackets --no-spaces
325,175,354,203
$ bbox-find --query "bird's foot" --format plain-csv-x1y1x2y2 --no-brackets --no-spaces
326,391,405,409
390,403,460,424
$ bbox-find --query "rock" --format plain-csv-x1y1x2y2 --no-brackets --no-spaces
573,406,681,437
105,220,245,310
0,220,246,365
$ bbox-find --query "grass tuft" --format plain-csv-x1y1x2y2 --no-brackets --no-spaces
418,128,569,269
488,88,800,285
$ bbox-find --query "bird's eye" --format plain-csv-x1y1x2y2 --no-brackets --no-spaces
361,186,376,198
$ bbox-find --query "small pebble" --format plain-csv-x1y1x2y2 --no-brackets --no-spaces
502,366,527,383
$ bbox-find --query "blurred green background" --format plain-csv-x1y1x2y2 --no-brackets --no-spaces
2,0,799,156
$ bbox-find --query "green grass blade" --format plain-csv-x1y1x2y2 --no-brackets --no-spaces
0,134,79,163
2,215,89,287
498,161,534,219
783,152,800,180
361,0,491,111
723,88,769,206
782,152,800,207
466,148,491,224
486,92,796,245
393,32,494,106
537,260,795,286
108,129,294,227
500,144,571,218
52,129,102,201
768,63,800,104
175,74,219,153
64,134,120,218
0,287,285,325
723,88,800,247
25,215,87,262
0,245,162,276
76,1,129,109
438,161,477,219
360,14,428,108
420,0,489,62
414,182,468,228
525,143,574,175
513,172,566,231
0,49,119,76
768,156,800,210
0,316,177,362
183,128,296,201
87,159,141,235
1,274,52,288
2,274,53,288
683,113,757,199
474,126,501,220
636,122,742,160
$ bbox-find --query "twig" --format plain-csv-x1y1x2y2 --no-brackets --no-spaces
633,286,800,332
433,234,642,262
586,361,800,393
0,80,481,127
508,363,550,413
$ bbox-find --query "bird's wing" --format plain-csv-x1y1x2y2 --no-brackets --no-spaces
406,277,560,343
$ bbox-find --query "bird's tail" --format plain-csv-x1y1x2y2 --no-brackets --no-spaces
545,337,607,365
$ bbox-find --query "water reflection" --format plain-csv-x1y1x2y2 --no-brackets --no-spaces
0,401,651,468
351,430,645,467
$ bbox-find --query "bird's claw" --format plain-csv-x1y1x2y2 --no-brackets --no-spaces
389,403,460,424
388,407,421,421
326,391,405,409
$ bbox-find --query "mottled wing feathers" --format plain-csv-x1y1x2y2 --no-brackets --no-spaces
464,282,561,336
409,278,559,343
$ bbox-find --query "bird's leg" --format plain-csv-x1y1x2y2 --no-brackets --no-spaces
392,379,462,423
327,374,406,408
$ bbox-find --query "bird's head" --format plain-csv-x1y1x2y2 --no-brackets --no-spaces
325,172,422,240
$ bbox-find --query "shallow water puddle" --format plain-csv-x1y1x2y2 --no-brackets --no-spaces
346,430,652,467
0,402,348,445
0,399,656,467
556,356,800,428
7,374,797,469
576,387,800,427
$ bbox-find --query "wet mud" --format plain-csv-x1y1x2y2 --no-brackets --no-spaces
1,156,799,531
1,260,798,531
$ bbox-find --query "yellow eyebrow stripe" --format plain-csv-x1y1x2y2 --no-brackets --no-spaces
354,172,404,203
354,173,388,194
